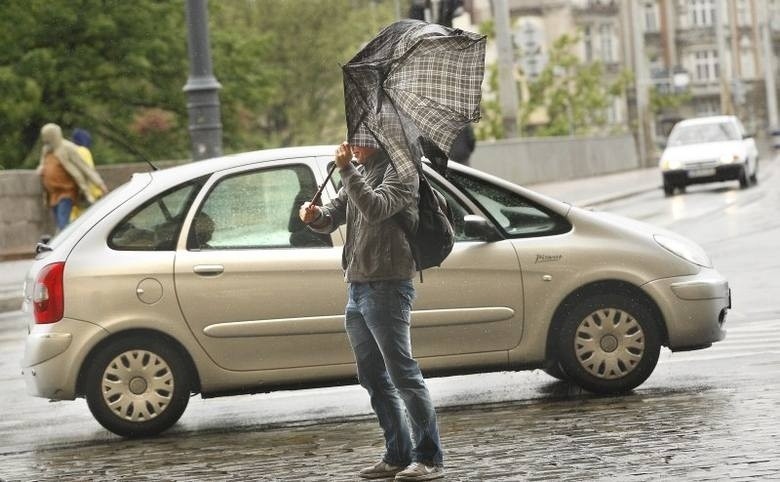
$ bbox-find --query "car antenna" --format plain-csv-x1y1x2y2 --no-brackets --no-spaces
144,158,159,171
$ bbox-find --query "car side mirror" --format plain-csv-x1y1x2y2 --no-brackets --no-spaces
463,215,499,241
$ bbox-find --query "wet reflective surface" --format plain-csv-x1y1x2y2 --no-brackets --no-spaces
1,160,779,480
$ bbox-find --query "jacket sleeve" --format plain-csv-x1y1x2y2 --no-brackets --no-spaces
308,186,348,234
339,162,418,224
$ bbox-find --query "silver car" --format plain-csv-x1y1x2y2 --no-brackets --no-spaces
21,146,729,437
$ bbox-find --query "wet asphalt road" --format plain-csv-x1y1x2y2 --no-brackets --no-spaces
1,160,779,480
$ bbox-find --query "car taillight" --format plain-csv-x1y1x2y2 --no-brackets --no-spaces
33,262,65,324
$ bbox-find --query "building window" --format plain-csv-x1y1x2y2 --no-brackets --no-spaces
740,47,755,79
599,23,614,62
695,98,720,116
515,19,546,80
644,2,659,32
770,0,780,29
693,50,719,82
583,25,593,62
689,0,715,26
736,0,751,26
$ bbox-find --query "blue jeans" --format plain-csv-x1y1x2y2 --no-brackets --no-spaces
52,198,73,230
345,280,443,467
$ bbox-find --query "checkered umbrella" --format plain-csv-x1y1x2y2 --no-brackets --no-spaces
343,19,486,180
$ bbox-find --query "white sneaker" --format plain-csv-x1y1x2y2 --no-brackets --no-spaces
394,462,444,481
359,459,405,479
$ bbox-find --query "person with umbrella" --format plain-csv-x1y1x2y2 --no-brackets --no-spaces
300,133,443,480
300,19,485,481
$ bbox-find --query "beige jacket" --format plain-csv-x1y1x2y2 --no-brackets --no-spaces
37,123,107,204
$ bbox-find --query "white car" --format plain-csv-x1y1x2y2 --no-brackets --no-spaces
659,115,759,195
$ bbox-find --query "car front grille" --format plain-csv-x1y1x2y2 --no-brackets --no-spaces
685,159,719,169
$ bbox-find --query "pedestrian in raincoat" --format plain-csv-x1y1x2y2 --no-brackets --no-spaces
69,128,105,221
36,123,107,231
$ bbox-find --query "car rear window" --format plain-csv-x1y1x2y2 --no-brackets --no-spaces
108,179,204,251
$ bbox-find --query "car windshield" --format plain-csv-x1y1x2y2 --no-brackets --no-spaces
667,122,740,146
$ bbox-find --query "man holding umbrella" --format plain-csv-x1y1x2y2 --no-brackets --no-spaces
300,19,485,481
299,132,444,480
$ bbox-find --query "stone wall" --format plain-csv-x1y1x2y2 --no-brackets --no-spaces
469,134,639,185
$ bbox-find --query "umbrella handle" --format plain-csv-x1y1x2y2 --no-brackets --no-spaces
310,163,338,206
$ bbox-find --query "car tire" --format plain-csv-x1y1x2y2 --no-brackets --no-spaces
556,294,662,394
543,361,570,381
84,334,192,438
739,166,750,189
750,159,759,185
662,182,674,197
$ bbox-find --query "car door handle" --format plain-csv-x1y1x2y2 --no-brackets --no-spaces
193,264,224,276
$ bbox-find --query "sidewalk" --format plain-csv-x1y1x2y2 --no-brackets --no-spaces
528,166,660,207
0,167,661,314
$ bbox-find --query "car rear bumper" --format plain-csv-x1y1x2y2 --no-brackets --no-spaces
662,164,743,186
643,269,729,351
21,318,108,400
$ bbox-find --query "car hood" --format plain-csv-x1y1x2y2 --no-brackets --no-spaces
661,141,745,163
567,207,703,278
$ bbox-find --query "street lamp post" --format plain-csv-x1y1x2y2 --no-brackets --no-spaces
183,0,222,162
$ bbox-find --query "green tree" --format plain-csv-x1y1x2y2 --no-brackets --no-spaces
0,0,191,168
521,34,631,137
210,0,395,151
0,0,396,170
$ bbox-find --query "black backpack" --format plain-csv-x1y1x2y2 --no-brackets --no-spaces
397,168,455,280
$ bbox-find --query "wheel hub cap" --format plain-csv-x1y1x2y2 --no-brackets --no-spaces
574,308,645,380
129,377,148,395
101,350,174,421
600,334,619,352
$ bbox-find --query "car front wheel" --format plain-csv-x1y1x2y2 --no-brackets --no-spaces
84,334,192,437
739,165,750,189
556,294,661,394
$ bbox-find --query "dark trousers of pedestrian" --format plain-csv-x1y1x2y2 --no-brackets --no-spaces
345,279,444,467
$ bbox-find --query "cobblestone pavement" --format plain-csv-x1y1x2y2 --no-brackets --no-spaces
2,319,779,481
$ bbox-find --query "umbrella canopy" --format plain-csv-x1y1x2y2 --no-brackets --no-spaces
343,19,486,179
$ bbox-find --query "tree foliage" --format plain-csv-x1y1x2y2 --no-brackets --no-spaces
476,31,631,140
0,0,396,169
521,34,631,137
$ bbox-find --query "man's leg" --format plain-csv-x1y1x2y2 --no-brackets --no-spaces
53,198,73,230
345,282,413,468
362,280,444,467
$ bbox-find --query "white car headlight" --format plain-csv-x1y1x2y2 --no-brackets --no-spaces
661,158,682,170
654,234,712,268
719,153,741,164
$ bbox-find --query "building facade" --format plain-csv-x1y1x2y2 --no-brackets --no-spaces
464,0,780,158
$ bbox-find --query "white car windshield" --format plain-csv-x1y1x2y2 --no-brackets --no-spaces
667,122,740,146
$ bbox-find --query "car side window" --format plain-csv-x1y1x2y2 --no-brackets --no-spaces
109,181,202,251
448,171,571,238
426,176,481,242
189,164,332,250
